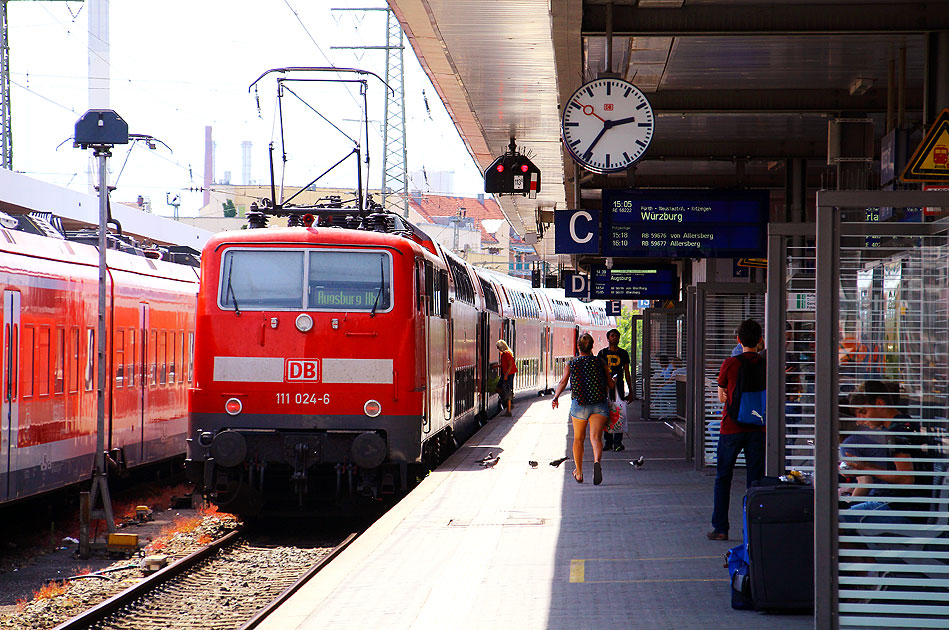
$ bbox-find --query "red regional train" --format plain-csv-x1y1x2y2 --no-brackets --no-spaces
0,213,200,505
187,207,613,515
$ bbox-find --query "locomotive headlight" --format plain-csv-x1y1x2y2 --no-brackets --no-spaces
224,397,243,416
364,400,382,417
295,313,314,333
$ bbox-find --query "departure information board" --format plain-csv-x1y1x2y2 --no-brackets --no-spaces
602,189,769,258
590,264,678,300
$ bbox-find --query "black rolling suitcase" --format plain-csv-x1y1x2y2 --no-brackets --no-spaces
745,483,814,611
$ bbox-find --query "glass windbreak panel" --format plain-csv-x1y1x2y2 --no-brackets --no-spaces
220,250,305,310
835,228,949,630
307,251,391,311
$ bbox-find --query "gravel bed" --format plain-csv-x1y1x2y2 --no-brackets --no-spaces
0,514,239,630
94,541,333,630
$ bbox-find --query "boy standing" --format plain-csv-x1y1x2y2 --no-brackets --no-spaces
707,319,766,541
597,328,633,451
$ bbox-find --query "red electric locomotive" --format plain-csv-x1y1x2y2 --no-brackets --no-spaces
0,214,199,505
187,206,615,516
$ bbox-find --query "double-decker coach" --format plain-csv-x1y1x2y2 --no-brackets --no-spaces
0,218,199,505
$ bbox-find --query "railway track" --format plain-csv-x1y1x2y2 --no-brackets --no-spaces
51,528,357,630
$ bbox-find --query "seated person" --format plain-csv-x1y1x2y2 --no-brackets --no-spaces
839,381,926,525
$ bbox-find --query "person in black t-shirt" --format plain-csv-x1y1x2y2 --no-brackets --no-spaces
597,328,633,452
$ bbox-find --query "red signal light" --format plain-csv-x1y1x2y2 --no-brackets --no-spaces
520,163,529,173
496,164,504,173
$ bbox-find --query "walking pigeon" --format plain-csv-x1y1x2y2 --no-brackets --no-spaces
630,456,645,469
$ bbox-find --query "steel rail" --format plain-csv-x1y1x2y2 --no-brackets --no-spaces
50,528,244,630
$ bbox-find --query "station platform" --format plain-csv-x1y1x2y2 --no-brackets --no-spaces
259,397,813,630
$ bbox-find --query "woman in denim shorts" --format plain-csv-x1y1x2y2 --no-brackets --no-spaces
552,333,614,485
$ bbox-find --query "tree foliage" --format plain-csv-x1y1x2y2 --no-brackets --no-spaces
222,199,237,218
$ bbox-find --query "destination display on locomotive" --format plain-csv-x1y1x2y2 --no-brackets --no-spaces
601,189,769,258
590,264,678,300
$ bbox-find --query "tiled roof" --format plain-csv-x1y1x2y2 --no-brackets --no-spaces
409,194,506,245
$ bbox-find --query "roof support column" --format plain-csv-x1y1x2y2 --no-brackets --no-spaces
924,31,949,127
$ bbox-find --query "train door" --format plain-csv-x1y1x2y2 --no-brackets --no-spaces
539,326,548,393
137,303,149,463
425,263,451,433
0,291,19,501
477,312,489,417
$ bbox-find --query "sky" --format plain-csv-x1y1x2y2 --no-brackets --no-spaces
9,0,486,217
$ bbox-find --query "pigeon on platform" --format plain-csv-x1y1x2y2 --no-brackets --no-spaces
528,461,538,468
476,452,494,464
549,457,569,468
481,456,500,468
630,456,645,469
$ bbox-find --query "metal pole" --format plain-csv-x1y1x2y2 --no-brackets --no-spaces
814,196,840,630
693,288,706,471
765,232,787,476
642,310,651,420
89,148,115,536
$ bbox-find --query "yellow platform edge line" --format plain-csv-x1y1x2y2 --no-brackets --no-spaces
569,559,585,583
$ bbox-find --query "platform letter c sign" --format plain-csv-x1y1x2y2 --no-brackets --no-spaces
555,209,600,254
570,211,593,243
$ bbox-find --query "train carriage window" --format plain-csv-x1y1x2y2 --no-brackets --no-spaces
478,278,499,313
20,326,33,398
38,327,50,396
115,329,125,389
169,331,176,383
69,328,79,392
415,260,424,312
128,330,136,388
187,332,194,383
424,261,435,314
55,328,64,394
179,331,185,382
84,329,94,392
439,270,450,318
306,250,391,312
159,332,167,385
220,249,304,310
149,330,157,386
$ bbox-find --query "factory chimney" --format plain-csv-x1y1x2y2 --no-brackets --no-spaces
203,126,213,207
241,141,252,185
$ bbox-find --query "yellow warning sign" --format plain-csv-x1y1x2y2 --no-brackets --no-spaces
902,108,949,182
737,258,767,269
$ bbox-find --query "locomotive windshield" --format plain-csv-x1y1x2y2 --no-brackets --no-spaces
219,248,391,312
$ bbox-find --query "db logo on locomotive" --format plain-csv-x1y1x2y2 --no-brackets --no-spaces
285,359,320,382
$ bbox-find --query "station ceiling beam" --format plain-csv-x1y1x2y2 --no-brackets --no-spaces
582,3,949,36
578,171,827,192
646,138,825,160
648,89,922,114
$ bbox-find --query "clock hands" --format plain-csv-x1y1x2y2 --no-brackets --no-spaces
583,125,609,161
579,104,606,123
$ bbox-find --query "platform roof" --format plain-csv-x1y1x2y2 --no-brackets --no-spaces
389,0,949,266
0,169,212,250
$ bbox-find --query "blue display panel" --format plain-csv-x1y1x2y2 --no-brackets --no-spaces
590,264,678,300
602,189,769,258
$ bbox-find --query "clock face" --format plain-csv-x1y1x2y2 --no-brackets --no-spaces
561,78,655,173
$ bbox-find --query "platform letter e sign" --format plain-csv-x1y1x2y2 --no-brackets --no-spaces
286,359,320,382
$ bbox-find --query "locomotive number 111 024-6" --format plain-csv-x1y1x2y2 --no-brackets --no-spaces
275,392,331,405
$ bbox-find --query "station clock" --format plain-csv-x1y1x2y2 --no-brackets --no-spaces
561,78,654,173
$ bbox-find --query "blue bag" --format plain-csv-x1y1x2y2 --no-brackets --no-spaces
729,354,766,426
725,494,754,610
